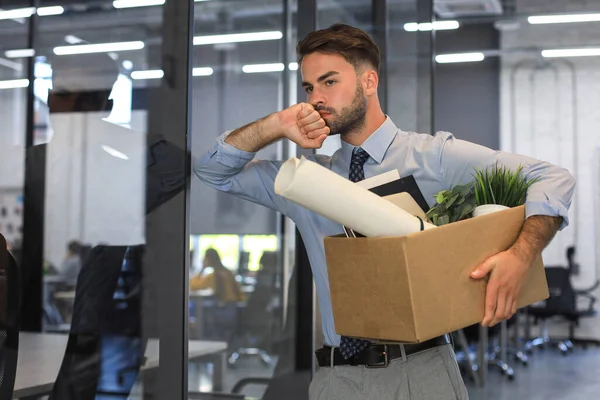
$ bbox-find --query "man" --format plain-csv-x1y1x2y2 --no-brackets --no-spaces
194,24,575,399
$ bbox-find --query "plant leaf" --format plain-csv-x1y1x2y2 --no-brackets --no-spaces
436,191,446,204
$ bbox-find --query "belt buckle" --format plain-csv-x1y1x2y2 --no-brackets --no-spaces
365,344,389,369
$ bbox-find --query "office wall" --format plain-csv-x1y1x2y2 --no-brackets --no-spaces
500,18,600,288
434,24,500,149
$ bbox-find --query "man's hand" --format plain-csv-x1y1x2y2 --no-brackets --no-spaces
278,102,330,149
470,249,531,327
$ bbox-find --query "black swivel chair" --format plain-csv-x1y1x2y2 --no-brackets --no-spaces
525,262,600,353
228,252,280,367
563,246,600,348
0,233,20,400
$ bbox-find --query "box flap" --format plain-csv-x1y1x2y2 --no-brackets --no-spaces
324,236,418,342
404,205,549,339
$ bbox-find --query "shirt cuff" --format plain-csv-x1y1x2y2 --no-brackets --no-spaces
215,131,256,168
525,198,570,230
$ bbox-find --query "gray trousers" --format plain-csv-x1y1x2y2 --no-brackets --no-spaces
309,344,469,400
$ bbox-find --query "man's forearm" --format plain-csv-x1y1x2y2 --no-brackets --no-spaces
510,215,562,265
225,113,282,152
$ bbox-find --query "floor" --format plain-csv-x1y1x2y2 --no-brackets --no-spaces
207,346,600,400
465,346,600,400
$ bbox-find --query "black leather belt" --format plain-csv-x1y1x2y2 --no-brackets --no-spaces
315,334,451,368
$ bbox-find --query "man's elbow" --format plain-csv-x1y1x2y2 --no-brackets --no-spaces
192,153,235,192
192,156,209,182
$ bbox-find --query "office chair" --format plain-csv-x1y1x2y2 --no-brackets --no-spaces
0,233,20,400
565,246,600,348
457,322,517,381
228,253,279,367
525,266,578,354
227,286,274,367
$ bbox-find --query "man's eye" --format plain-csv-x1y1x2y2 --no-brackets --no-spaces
325,80,336,85
305,87,313,93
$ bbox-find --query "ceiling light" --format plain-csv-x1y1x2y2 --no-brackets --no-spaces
0,79,29,90
404,20,459,32
541,48,600,58
37,6,64,16
435,52,485,63
242,63,299,73
528,13,600,24
113,0,165,9
102,145,129,160
0,7,35,20
54,41,145,55
193,67,213,76
5,48,35,58
194,31,282,45
243,63,285,73
0,57,22,71
131,69,164,80
64,35,84,44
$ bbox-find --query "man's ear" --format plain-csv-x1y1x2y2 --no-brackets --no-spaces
363,69,378,96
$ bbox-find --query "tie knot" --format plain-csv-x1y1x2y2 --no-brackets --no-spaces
351,147,369,166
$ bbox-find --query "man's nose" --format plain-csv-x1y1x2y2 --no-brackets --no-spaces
308,90,326,108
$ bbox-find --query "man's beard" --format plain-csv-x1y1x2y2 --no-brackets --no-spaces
316,85,367,136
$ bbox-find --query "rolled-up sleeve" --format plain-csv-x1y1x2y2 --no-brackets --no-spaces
437,131,575,230
193,131,296,217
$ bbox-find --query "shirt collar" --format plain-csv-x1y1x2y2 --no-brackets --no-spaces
340,116,398,165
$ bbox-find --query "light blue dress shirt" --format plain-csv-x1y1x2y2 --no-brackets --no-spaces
194,116,575,346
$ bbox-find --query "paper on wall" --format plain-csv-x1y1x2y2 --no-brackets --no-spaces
274,157,435,237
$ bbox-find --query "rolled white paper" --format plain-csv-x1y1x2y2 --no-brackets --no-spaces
274,156,435,237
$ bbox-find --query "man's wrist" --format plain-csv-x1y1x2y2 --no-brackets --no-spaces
262,112,285,142
508,242,538,266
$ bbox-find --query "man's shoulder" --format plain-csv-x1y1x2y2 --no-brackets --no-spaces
394,129,455,151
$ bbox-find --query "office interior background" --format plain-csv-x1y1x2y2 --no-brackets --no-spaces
0,0,599,399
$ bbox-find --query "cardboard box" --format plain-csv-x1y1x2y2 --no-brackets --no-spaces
324,205,549,343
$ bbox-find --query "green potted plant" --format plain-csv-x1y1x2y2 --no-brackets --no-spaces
472,162,539,217
426,183,477,226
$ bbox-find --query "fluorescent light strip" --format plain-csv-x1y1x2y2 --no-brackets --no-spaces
194,31,282,45
131,68,214,79
0,7,35,20
113,0,207,8
102,145,129,160
113,0,165,9
37,6,64,16
5,48,35,58
54,41,145,55
193,67,214,76
404,20,459,32
0,79,29,90
541,48,600,58
242,63,298,73
435,52,485,63
0,6,63,20
64,35,84,44
243,63,284,73
131,69,164,80
0,57,22,71
528,13,600,24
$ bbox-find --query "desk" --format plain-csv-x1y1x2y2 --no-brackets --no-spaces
14,333,227,399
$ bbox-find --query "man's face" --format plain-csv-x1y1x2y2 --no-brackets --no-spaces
301,52,367,136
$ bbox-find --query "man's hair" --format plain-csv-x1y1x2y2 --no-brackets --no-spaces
296,23,381,72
